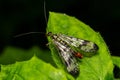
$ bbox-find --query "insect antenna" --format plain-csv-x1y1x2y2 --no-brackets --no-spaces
44,0,48,25
13,32,45,38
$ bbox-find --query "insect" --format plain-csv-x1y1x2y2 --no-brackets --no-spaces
47,32,98,75
47,32,98,56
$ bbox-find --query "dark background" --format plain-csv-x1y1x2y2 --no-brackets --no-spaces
0,0,120,56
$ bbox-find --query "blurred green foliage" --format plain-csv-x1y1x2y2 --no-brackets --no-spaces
0,46,53,65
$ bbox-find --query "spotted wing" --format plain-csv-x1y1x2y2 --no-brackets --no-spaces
52,39,79,75
58,34,98,53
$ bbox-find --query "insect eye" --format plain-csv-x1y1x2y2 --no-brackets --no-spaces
47,32,52,36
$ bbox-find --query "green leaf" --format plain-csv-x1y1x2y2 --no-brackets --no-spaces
0,55,74,80
47,12,114,80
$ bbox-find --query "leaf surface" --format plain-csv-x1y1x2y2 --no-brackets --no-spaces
0,56,73,80
47,12,114,80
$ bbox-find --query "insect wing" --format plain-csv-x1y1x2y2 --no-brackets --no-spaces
52,39,79,75
58,34,98,53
